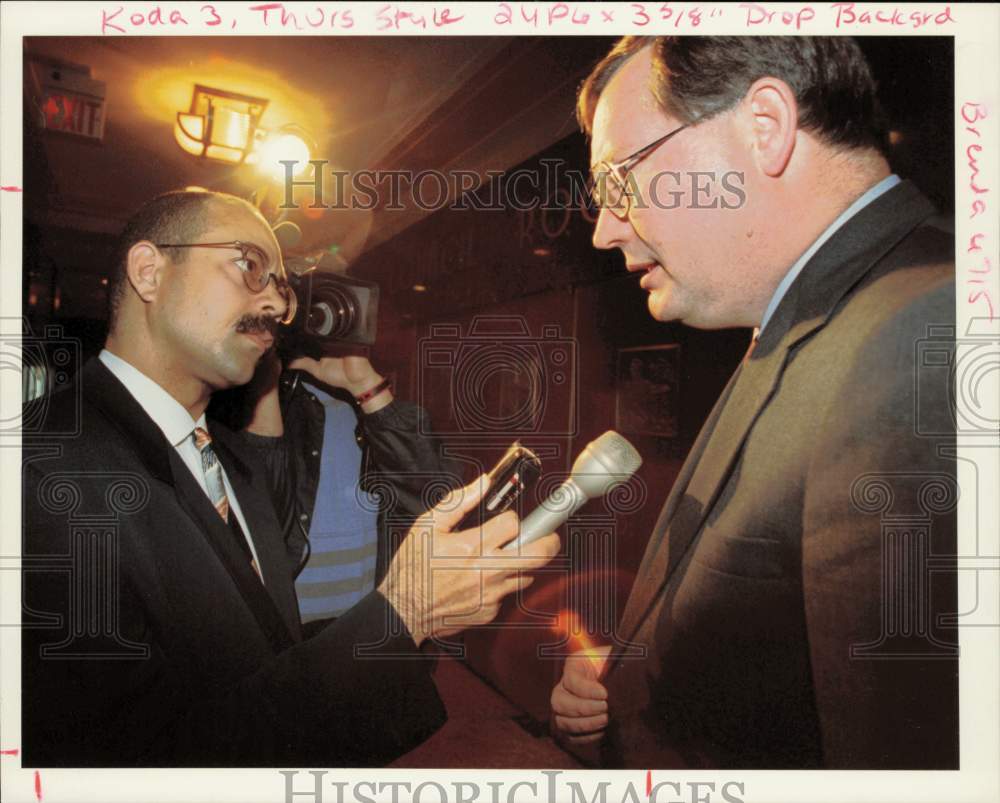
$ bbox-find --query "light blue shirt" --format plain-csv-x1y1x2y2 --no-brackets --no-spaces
758,174,901,336
294,381,380,622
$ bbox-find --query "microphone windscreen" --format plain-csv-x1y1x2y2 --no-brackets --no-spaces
570,430,643,497
586,430,642,475
503,431,642,550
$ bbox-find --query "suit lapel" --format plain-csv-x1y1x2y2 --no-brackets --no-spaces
210,427,303,642
82,359,174,485
617,181,938,644
82,359,297,649
617,365,742,640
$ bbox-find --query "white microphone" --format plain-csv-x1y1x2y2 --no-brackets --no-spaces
503,431,642,550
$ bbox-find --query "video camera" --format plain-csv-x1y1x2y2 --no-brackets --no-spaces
281,256,380,359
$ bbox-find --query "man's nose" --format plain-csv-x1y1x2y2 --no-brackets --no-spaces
591,205,632,251
256,275,289,321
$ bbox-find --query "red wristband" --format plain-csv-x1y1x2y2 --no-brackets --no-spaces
354,378,391,405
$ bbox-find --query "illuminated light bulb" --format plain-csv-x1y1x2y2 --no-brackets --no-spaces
255,132,312,182
174,113,206,156
213,106,251,150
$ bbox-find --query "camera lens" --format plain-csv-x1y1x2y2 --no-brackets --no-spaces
307,282,356,339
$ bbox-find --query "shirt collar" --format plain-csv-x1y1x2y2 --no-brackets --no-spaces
758,174,901,335
99,349,207,448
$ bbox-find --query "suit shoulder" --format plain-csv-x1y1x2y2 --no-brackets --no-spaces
872,218,954,291
23,382,132,470
843,220,954,332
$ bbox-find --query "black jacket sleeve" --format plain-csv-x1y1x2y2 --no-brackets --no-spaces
237,429,308,577
360,399,464,529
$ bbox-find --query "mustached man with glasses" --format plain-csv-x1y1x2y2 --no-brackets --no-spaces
22,189,560,767
551,37,958,770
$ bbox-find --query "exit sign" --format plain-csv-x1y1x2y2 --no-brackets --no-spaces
42,91,105,140
31,59,107,141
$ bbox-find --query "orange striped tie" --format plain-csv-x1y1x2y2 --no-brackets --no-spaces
193,427,230,521
193,427,262,581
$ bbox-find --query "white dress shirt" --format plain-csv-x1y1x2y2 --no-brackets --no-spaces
98,349,264,579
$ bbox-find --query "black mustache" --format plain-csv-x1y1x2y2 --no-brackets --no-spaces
235,315,278,336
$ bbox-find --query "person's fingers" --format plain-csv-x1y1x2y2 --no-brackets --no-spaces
563,731,606,746
342,355,374,375
518,531,562,561
564,644,612,678
490,532,561,570
479,509,519,549
493,573,534,601
553,712,609,734
432,474,490,532
562,662,609,701
553,678,608,714
287,356,321,373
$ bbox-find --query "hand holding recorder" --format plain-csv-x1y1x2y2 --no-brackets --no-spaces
378,474,560,647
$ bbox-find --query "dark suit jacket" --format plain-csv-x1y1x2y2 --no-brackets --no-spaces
602,181,959,769
21,359,445,767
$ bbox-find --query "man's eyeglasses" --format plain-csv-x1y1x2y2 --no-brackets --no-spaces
155,241,297,324
588,122,691,220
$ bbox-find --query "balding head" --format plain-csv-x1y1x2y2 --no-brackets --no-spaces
108,190,267,334
105,189,288,416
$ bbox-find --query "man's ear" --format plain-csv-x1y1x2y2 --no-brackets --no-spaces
125,241,164,303
746,77,798,178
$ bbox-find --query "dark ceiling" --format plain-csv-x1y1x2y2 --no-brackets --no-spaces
21,35,954,334
24,36,615,261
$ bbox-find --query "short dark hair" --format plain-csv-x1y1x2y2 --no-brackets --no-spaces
107,190,256,332
578,36,887,153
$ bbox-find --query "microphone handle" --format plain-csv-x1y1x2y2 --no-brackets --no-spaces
503,479,587,550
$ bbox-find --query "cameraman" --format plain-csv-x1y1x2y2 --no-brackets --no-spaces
237,351,460,630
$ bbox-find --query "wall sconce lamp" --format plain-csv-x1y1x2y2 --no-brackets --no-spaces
174,84,269,164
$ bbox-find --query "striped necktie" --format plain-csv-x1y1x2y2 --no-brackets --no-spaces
193,426,231,521
192,427,262,581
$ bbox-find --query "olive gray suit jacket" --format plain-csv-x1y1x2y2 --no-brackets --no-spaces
602,180,959,769
22,358,445,766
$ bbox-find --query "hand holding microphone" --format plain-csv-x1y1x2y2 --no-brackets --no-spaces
528,432,641,748
378,474,560,647
504,431,642,551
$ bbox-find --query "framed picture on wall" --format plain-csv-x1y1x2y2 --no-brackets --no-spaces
615,345,680,437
